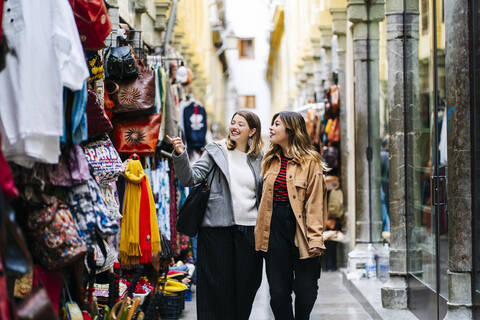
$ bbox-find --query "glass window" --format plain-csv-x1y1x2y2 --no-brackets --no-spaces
238,38,254,59
379,16,389,238
238,95,256,109
407,0,448,311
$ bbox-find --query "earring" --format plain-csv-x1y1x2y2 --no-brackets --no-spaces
247,136,253,147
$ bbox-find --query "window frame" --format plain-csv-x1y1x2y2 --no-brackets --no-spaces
238,38,255,59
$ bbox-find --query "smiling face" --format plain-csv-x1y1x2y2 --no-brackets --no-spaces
228,114,256,147
269,116,289,148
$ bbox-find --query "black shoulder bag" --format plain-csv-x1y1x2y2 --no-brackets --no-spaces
176,165,216,237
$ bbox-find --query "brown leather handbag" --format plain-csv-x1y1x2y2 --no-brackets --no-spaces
110,70,156,116
112,114,162,155
327,117,340,143
16,285,59,320
330,85,339,116
86,89,113,138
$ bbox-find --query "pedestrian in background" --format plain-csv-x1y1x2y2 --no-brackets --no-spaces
255,111,328,320
168,110,263,320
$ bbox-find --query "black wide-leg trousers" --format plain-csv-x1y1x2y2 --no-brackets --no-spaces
196,226,263,320
264,202,321,320
234,225,263,320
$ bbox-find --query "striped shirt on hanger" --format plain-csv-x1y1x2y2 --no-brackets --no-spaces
273,155,291,202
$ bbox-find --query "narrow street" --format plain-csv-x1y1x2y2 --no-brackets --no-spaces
181,271,371,320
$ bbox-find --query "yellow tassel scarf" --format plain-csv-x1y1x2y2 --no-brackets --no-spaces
119,159,161,265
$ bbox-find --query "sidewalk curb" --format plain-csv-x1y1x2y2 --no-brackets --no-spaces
341,269,383,320
340,269,419,320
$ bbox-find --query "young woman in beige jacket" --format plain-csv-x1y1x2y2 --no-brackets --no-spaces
255,111,328,320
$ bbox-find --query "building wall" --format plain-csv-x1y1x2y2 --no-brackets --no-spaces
107,0,230,133
224,0,272,135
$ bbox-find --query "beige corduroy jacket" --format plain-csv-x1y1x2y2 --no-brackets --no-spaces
255,155,328,259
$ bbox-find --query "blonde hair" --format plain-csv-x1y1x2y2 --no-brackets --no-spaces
262,111,327,174
226,110,263,157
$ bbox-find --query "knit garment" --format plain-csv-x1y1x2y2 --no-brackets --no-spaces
120,159,161,266
227,148,257,226
273,155,290,202
139,178,152,264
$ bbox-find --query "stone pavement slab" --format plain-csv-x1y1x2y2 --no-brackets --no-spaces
341,269,418,320
181,270,372,319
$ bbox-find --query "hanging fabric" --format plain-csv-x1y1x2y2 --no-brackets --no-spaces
0,0,89,166
119,159,161,266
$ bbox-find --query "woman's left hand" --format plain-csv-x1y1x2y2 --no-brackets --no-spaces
308,247,325,255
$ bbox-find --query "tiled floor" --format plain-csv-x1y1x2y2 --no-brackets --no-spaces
180,270,372,319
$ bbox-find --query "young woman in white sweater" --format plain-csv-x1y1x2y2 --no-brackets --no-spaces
169,110,264,320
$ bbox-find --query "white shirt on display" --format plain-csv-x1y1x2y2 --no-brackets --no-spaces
0,0,89,166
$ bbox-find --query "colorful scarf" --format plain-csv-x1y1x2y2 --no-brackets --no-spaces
120,160,161,265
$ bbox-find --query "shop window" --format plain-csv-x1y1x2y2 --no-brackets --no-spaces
421,0,429,34
406,0,448,318
238,95,256,109
238,38,254,59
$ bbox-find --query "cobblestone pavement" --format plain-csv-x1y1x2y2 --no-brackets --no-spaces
180,270,372,319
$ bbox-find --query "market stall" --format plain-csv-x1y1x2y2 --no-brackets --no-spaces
0,1,201,319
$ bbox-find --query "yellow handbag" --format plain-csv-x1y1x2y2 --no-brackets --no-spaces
325,118,333,134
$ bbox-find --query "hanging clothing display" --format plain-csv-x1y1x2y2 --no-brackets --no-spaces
62,82,89,145
183,101,207,149
155,160,171,240
0,0,89,166
0,1,198,317
120,159,161,266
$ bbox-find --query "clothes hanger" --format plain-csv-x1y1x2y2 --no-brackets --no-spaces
128,153,139,160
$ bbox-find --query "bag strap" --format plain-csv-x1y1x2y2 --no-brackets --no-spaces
205,161,217,187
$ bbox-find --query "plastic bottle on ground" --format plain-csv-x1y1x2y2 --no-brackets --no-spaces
377,243,390,282
365,243,377,280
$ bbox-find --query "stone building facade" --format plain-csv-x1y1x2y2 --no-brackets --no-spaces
266,0,480,319
105,0,230,131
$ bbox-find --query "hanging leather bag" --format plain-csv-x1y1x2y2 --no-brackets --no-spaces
330,85,339,116
109,70,156,116
86,89,113,138
176,166,216,237
327,189,344,219
105,46,138,81
327,117,340,143
16,285,59,320
325,146,339,169
69,0,112,50
112,113,162,155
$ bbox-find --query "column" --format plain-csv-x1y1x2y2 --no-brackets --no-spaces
380,0,418,309
311,37,323,100
106,0,120,47
330,4,349,269
330,6,348,226
304,57,315,100
319,26,333,90
347,0,384,247
443,0,473,318
154,1,171,48
155,1,171,32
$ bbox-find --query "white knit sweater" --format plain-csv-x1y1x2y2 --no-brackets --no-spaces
227,148,258,226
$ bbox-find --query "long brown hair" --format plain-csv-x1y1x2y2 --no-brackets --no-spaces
226,110,263,157
262,111,326,174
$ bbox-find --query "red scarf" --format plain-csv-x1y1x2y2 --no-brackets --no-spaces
139,177,152,264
